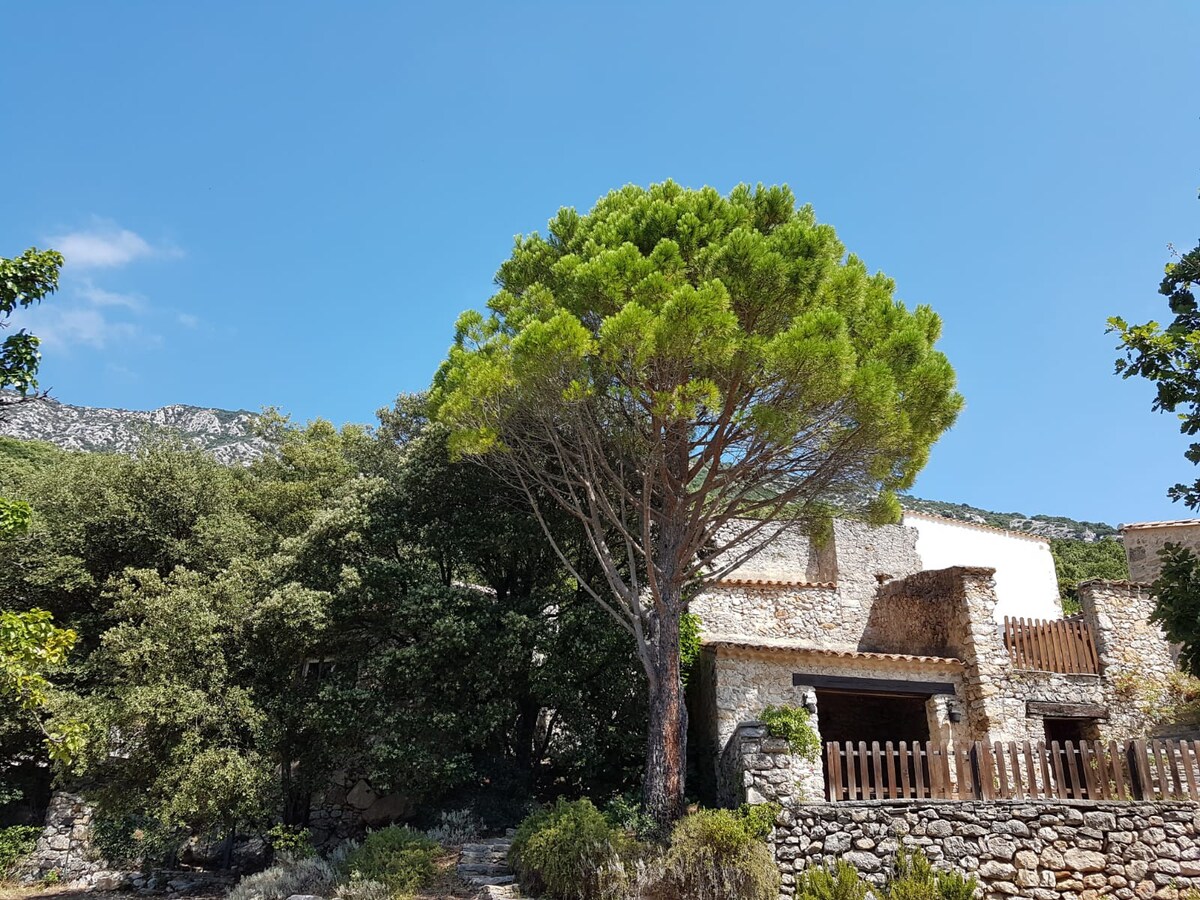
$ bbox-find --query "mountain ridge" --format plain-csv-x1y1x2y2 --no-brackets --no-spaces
0,395,1119,542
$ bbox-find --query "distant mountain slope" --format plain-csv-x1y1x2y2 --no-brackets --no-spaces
899,497,1118,542
0,395,270,465
0,395,1119,540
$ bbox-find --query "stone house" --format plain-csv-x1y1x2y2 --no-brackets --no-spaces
689,514,1180,806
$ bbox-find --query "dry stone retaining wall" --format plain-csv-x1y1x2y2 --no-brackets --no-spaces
774,800,1200,900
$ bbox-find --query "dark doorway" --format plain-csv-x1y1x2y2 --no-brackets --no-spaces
817,691,931,746
817,691,932,799
1044,717,1097,795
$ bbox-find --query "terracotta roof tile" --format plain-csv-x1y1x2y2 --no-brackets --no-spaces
1119,519,1200,531
714,578,836,589
703,637,963,668
902,511,1050,544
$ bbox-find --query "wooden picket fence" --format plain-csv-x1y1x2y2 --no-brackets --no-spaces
824,739,1200,802
1003,616,1100,675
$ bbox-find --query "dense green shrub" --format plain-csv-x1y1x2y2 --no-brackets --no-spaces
510,799,636,900
886,848,979,900
736,802,781,841
342,826,440,896
657,808,778,900
760,705,820,760
90,813,180,870
0,825,40,878
602,794,656,841
266,824,315,863
795,861,870,900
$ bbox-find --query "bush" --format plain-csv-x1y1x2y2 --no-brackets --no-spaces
227,858,337,900
760,705,820,760
886,848,978,900
335,874,393,900
656,809,778,900
423,808,482,846
603,794,657,841
0,825,40,878
795,861,870,900
91,812,180,870
736,802,781,841
342,826,440,896
510,799,636,900
266,824,315,863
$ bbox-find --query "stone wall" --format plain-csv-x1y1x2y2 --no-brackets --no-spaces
309,771,414,846
15,792,106,884
692,519,924,651
720,722,824,808
774,800,1200,900
1122,523,1200,584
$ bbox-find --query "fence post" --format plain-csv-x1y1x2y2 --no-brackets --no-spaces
1126,742,1147,800
969,742,985,799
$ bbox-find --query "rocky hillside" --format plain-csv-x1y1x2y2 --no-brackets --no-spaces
900,496,1118,542
0,395,1118,540
0,395,271,465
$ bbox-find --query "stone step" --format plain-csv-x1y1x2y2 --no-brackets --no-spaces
465,874,515,887
462,840,512,853
458,863,511,876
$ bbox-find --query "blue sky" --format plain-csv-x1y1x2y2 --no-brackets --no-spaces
2,2,1198,526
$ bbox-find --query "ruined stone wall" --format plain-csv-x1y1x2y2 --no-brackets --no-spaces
15,792,105,884
773,800,1200,900
692,519,923,649
1123,523,1200,583
690,584,848,646
1080,581,1180,742
711,520,829,582
866,570,962,657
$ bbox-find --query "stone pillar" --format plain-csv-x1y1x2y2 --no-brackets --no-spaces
720,722,824,807
947,567,1021,742
1079,579,1178,739
16,791,105,885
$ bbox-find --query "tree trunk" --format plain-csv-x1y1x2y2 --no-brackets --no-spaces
642,598,687,834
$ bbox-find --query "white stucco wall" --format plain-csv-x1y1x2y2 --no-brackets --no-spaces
902,513,1061,622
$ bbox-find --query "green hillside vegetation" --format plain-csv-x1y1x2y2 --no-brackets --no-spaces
1049,538,1130,615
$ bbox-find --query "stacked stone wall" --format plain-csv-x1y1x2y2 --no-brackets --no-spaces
1123,524,1200,584
775,800,1200,900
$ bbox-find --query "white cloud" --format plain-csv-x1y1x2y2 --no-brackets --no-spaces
32,307,143,351
47,219,181,269
177,312,199,328
79,282,142,310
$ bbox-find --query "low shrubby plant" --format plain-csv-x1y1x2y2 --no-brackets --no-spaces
341,825,440,896
511,799,639,900
885,847,978,900
0,825,40,879
794,860,871,900
226,857,337,900
654,808,778,900
423,808,483,846
335,874,393,900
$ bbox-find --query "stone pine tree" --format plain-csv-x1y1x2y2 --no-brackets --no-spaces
433,182,963,828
